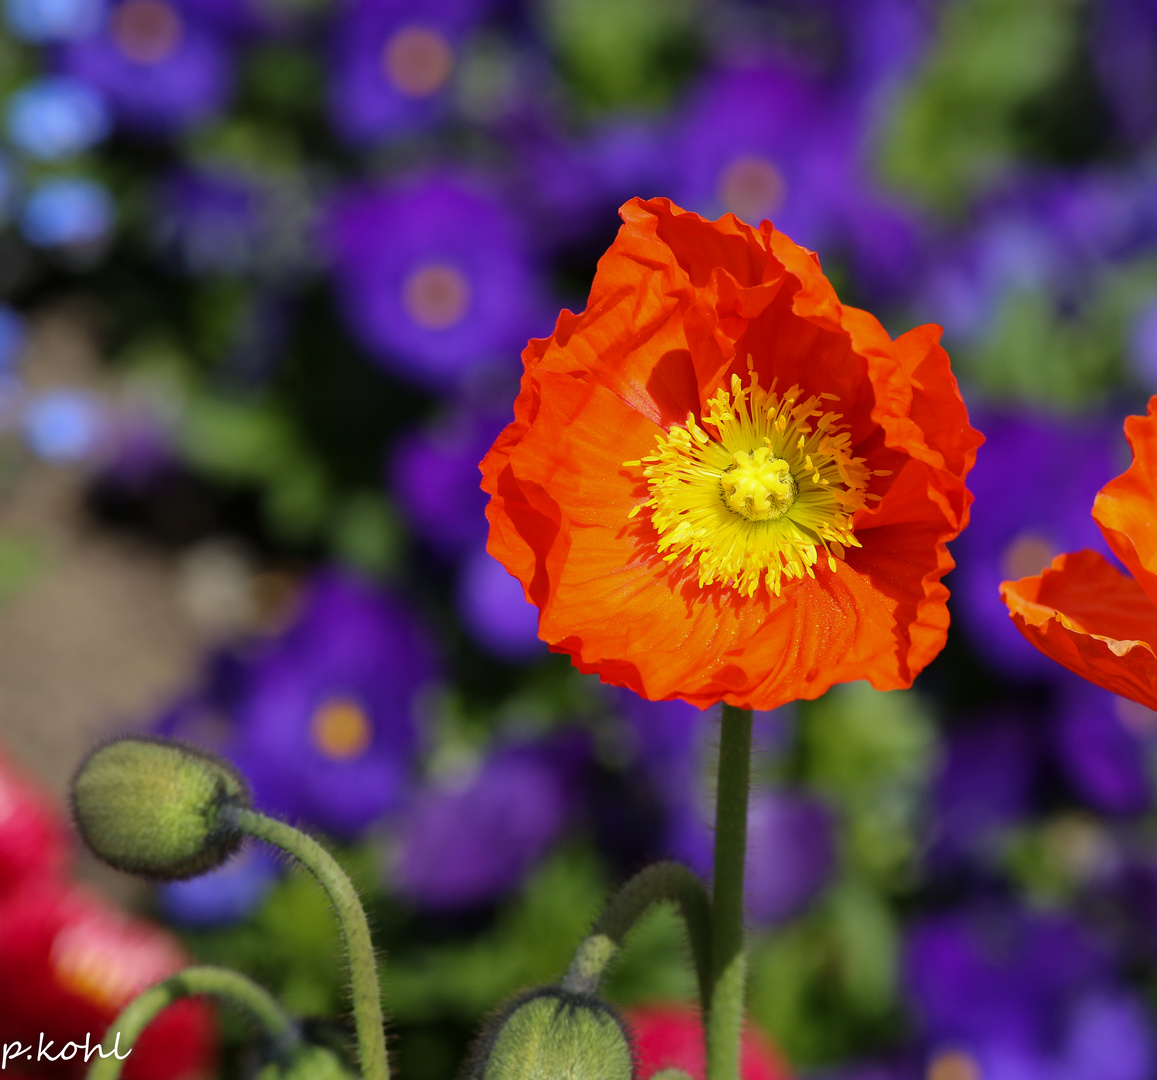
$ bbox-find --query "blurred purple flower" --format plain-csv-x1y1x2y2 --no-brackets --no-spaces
1052,676,1154,817
905,907,1109,1052
672,790,835,927
949,408,1123,680
327,0,493,144
394,740,574,910
158,844,280,928
232,570,437,839
1128,297,1157,390
1091,0,1157,147
456,542,542,662
0,308,26,374
155,168,263,275
931,711,1037,864
389,404,503,558
326,173,546,390
511,116,672,247
56,0,234,134
669,64,843,249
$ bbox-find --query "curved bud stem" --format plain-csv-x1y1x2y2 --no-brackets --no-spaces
708,703,752,1080
87,965,297,1080
570,861,712,1008
230,808,389,1080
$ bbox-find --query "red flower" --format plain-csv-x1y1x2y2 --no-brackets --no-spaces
0,750,71,901
628,1004,790,1080
0,880,215,1079
481,198,980,709
1001,395,1157,707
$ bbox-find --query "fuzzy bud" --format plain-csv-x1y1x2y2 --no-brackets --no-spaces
71,736,250,880
467,986,633,1080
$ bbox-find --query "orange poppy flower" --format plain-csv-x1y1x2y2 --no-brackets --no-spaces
1001,395,1157,709
481,197,981,710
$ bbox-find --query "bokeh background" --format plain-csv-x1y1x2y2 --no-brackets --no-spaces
2,0,1157,1078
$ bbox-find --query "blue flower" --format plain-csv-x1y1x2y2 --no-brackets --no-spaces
6,77,110,160
158,844,280,928
19,176,114,247
3,0,101,41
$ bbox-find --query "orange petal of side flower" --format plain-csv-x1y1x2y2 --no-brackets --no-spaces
482,197,982,711
1000,394,1157,709
1001,550,1157,710
1093,396,1157,607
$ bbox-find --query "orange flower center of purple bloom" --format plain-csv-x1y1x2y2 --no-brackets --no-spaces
1000,532,1056,581
310,697,373,760
927,1051,982,1080
627,362,884,597
717,155,787,224
382,25,454,98
403,263,471,330
112,0,183,66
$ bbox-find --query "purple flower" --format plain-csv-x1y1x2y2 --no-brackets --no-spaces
0,308,26,374
393,740,572,910
232,570,437,839
904,907,1109,1052
669,64,843,250
158,844,280,928
670,789,835,927
949,407,1124,680
389,404,503,558
1091,0,1157,147
931,711,1037,864
325,173,546,390
327,0,493,144
1128,298,1157,390
1052,676,1154,817
56,0,234,134
456,542,542,662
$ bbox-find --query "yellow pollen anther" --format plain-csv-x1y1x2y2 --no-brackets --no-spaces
627,367,872,597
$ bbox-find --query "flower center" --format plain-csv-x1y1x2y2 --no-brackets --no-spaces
627,363,881,597
720,447,797,521
402,263,471,330
1000,532,1055,580
310,697,373,761
717,155,786,224
382,25,454,98
111,0,182,65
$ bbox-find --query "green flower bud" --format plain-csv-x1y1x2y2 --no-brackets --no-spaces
466,987,634,1080
255,1046,356,1080
71,735,250,880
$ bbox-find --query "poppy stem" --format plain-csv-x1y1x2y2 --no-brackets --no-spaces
86,965,298,1080
231,807,389,1080
707,703,752,1080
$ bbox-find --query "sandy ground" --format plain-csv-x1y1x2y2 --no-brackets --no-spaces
0,310,203,902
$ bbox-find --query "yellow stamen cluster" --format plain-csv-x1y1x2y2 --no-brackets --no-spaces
627,363,877,597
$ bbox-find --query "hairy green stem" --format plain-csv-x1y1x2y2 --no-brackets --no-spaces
87,965,296,1080
567,860,712,1007
233,808,388,1080
707,703,752,1080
